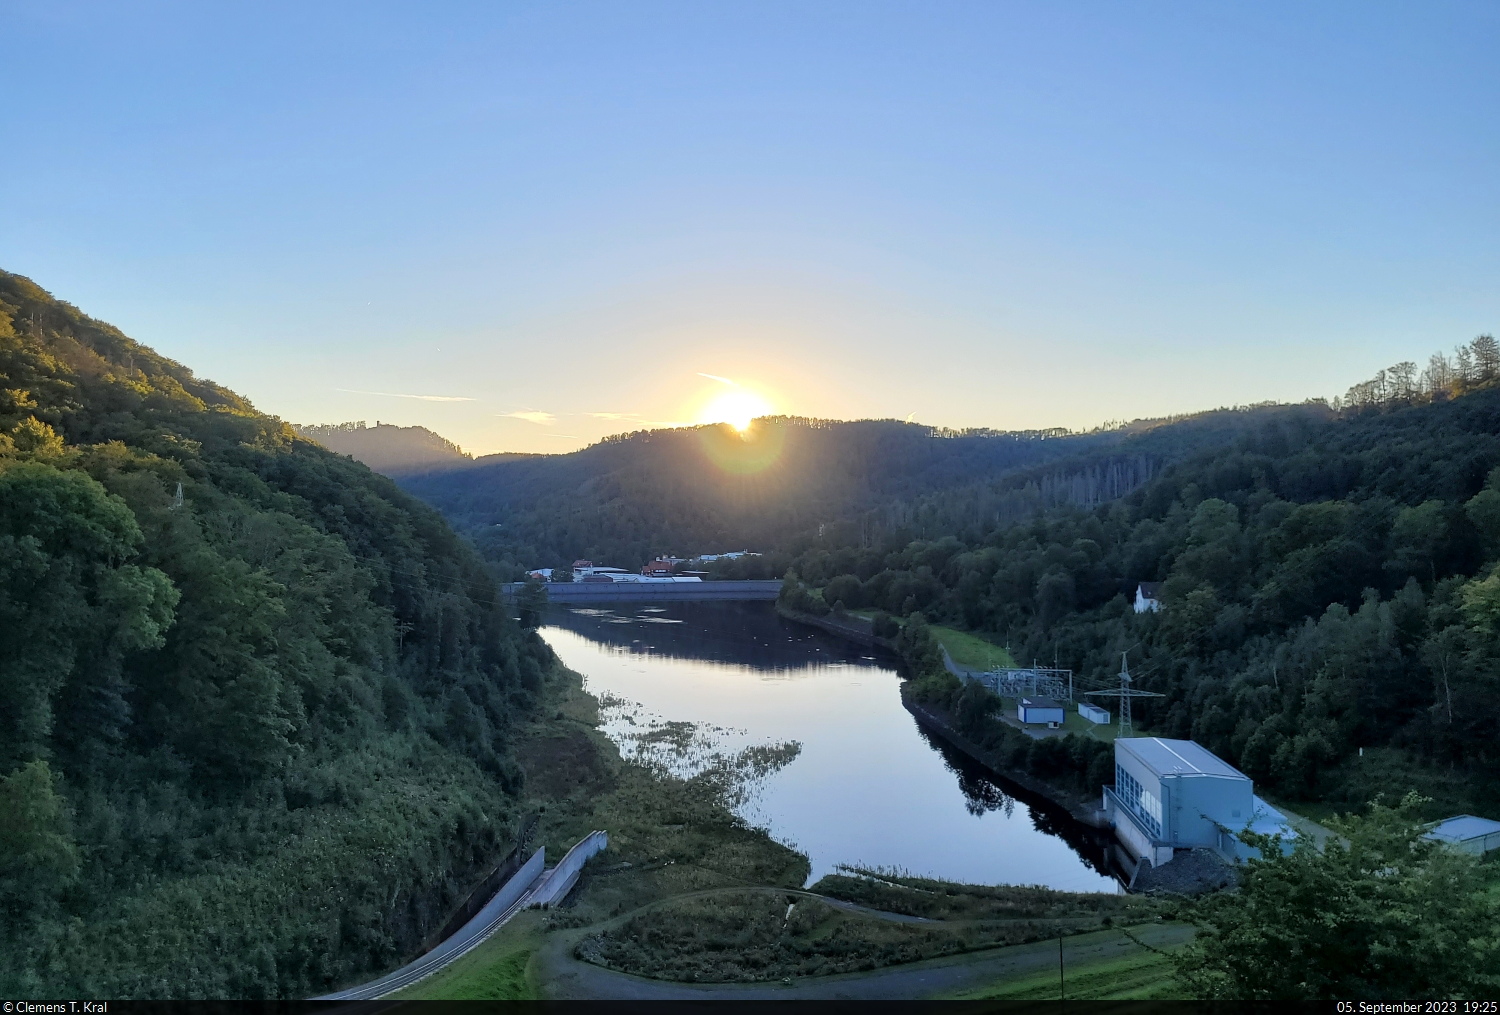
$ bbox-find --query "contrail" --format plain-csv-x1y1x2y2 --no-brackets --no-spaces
338,388,475,402
697,372,739,387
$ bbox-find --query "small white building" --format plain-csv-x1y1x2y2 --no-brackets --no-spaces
1133,582,1163,613
1103,737,1293,867
1018,697,1065,726
1079,702,1110,725
1424,815,1500,855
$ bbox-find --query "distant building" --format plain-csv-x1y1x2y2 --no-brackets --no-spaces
571,564,631,581
696,550,758,562
1133,582,1163,613
1078,702,1110,725
642,558,678,577
1103,737,1293,867
1018,697,1065,726
526,568,553,581
1424,815,1500,855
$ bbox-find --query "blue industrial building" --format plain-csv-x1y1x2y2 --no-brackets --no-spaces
1018,697,1065,726
1103,737,1294,867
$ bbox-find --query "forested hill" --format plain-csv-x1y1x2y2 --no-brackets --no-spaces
791,376,1500,817
0,271,550,997
401,418,1113,574
295,420,473,476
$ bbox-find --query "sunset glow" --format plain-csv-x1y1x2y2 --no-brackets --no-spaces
697,389,772,431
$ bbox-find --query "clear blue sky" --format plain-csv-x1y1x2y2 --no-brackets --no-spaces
6,1,1497,454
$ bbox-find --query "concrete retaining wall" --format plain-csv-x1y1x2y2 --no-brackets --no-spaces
531,830,608,908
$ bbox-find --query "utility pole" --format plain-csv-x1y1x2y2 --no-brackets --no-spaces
1086,652,1164,738
1059,934,1065,1000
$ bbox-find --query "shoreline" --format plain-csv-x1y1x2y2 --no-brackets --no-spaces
901,690,1109,828
772,603,1109,830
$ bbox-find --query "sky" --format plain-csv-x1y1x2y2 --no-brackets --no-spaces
5,1,1498,455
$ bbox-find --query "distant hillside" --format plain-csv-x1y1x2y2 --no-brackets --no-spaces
397,409,1331,577
0,271,548,997
296,421,473,476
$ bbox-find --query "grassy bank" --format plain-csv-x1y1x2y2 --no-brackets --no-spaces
930,624,1018,670
576,884,1155,983
946,929,1188,1001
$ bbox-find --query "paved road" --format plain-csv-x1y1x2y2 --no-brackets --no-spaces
538,921,1194,1000
312,854,549,1000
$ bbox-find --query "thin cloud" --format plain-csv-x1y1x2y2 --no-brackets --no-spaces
338,387,475,402
698,372,738,387
545,434,581,439
499,410,556,425
589,412,639,420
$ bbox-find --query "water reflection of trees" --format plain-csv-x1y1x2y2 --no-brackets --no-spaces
544,600,883,672
915,723,1120,883
918,724,1016,816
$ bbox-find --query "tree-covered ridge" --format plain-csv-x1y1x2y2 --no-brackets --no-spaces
400,413,1165,575
296,421,473,476
0,271,549,996
788,384,1500,813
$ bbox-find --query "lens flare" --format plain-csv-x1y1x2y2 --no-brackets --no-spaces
698,417,787,474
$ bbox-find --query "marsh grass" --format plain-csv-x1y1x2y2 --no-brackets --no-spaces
813,869,1154,924
575,886,1147,983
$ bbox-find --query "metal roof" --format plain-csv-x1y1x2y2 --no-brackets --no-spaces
1020,697,1062,709
1117,737,1248,780
1426,815,1500,843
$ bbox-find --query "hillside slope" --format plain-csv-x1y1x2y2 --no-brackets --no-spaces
401,419,1119,574
295,421,473,476
0,271,550,997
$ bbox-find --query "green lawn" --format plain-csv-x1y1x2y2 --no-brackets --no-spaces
929,624,1018,670
390,917,545,999
946,929,1189,1001
950,947,1183,1000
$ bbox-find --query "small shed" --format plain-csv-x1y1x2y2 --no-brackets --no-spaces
1018,697,1065,726
1079,702,1110,725
1425,815,1500,855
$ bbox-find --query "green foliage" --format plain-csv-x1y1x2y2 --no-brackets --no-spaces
777,570,828,616
0,270,549,996
1175,794,1500,999
0,761,78,917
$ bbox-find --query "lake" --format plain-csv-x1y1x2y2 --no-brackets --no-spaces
540,600,1118,893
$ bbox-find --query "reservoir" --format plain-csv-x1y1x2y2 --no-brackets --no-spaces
540,601,1117,893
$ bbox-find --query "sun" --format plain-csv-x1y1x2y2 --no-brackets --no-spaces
697,389,772,431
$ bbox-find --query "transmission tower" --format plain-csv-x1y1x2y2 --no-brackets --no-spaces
1086,652,1164,737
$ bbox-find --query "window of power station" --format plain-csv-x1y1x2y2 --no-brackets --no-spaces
1116,765,1162,838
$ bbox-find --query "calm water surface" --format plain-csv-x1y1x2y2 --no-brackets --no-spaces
540,601,1116,893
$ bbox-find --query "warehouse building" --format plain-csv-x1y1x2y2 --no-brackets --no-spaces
1018,697,1065,726
1424,815,1500,855
1103,737,1294,867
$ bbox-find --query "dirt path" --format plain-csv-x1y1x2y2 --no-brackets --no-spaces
535,921,1193,1000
